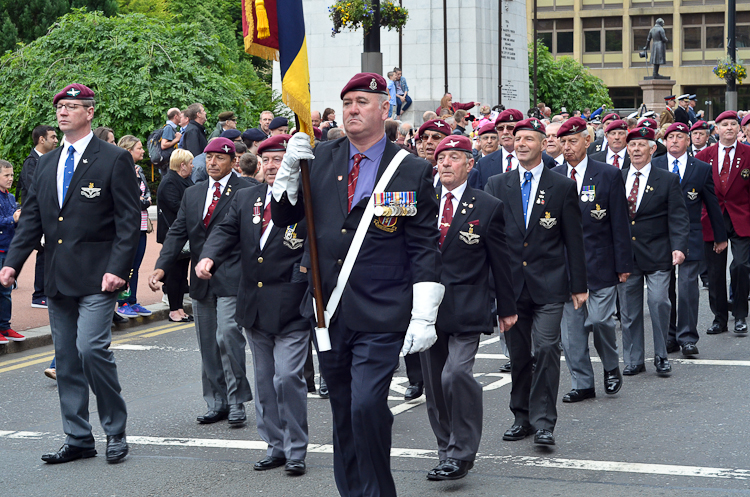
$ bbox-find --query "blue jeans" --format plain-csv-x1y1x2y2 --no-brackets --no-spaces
118,231,147,306
396,94,412,116
388,104,396,118
0,253,11,330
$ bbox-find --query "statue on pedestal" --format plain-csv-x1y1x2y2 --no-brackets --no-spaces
642,18,669,80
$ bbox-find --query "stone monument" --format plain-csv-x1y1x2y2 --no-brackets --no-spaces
638,18,673,115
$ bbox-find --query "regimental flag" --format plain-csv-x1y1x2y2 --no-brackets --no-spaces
242,0,312,138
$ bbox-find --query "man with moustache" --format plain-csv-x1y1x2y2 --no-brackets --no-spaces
551,117,632,402
653,122,726,356
590,120,631,171
696,111,750,335
690,121,711,155
485,118,587,445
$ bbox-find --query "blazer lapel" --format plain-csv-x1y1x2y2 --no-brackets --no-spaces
252,185,266,244
726,147,747,190
334,139,350,217
636,169,659,215
62,137,100,209
682,157,698,186
505,170,525,234
441,187,475,252
525,168,554,240
580,165,600,208
207,175,239,228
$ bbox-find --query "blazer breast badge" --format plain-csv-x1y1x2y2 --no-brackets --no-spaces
539,211,557,229
283,224,304,250
459,220,480,245
590,204,607,220
81,182,101,199
687,188,699,201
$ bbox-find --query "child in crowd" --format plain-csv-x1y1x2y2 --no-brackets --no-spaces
0,160,25,344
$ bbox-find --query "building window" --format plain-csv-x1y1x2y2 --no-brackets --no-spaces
537,0,575,12
537,19,574,55
583,17,623,53
737,12,750,48
609,87,644,111
632,15,672,59
682,13,726,64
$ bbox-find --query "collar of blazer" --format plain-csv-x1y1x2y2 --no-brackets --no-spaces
204,173,241,230
438,184,476,252
634,167,660,216
506,165,555,238
58,135,101,210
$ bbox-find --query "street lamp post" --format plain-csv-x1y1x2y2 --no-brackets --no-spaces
362,0,382,74
727,0,738,111
533,0,538,107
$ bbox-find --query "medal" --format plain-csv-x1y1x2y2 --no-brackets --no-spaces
253,215,261,224
374,205,384,216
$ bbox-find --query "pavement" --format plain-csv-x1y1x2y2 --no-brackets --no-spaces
1,282,749,495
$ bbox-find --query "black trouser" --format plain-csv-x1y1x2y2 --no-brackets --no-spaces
405,352,423,385
164,258,189,311
33,247,45,300
706,212,750,327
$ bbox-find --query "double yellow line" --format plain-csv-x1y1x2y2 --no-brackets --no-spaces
0,321,192,374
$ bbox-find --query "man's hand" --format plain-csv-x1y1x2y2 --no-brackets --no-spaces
174,131,182,141
101,273,126,293
13,209,21,223
572,292,589,310
672,250,686,265
618,272,630,283
148,269,166,291
498,314,518,333
0,266,16,288
195,258,214,280
714,241,728,254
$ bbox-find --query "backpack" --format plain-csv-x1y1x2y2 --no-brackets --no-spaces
147,125,173,167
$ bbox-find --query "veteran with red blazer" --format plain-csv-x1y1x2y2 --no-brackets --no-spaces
696,110,750,335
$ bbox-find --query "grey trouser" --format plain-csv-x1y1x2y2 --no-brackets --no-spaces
620,268,671,365
668,260,702,345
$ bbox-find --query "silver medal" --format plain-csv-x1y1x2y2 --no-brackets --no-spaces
253,215,261,224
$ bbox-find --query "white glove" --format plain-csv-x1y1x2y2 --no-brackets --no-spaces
272,132,315,205
401,282,445,355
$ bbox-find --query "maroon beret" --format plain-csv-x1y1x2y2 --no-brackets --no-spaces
638,118,658,129
512,118,546,136
435,135,473,158
626,127,656,143
53,84,95,105
602,113,620,124
495,109,524,124
742,115,750,127
340,72,388,99
715,111,739,124
690,120,709,132
477,122,498,136
664,122,690,139
605,119,629,134
418,119,450,138
313,126,323,140
257,134,292,155
556,117,587,138
204,137,236,155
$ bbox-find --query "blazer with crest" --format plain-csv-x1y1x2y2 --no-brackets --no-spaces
620,166,689,272
155,174,250,300
272,137,441,333
201,184,308,334
552,158,633,291
696,142,750,240
434,184,516,334
485,166,587,304
652,154,726,261
5,135,141,298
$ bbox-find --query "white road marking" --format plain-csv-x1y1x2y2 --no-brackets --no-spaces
476,353,750,367
3,431,747,480
111,344,192,352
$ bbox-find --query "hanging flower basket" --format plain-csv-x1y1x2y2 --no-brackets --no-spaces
329,0,409,37
713,56,747,85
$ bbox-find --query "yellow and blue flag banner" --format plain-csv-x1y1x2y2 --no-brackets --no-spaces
242,0,312,137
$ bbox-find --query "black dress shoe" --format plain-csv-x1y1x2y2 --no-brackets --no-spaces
534,429,555,445
735,319,748,334
197,409,229,424
106,433,128,463
707,323,728,335
112,312,128,324
604,367,623,395
404,381,424,400
254,456,286,471
42,444,97,464
285,459,306,475
499,361,512,373
654,356,672,375
666,340,679,353
319,377,329,399
681,343,699,356
228,404,246,426
622,363,646,376
426,460,447,480
503,424,532,441
562,388,595,403
428,458,473,481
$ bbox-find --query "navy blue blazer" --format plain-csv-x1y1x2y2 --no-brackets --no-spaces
552,158,633,290
475,149,556,189
652,154,727,261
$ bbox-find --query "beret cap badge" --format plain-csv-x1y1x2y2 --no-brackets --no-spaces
369,78,378,90
67,88,81,97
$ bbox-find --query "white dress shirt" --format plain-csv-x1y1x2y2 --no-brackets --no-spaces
202,173,232,218
519,162,545,228
57,131,94,207
692,145,706,155
437,180,468,229
606,147,626,169
625,163,651,211
260,187,275,250
717,141,738,171
666,152,688,181
567,156,588,194
553,154,565,166
502,148,519,172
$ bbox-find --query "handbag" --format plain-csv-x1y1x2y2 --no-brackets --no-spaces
146,217,154,234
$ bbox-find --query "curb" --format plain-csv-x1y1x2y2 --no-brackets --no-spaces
0,299,193,356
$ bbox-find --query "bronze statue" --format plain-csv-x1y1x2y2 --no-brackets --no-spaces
643,18,668,79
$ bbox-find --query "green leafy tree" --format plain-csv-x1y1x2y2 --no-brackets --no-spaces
117,0,169,19
529,41,613,112
0,10,284,185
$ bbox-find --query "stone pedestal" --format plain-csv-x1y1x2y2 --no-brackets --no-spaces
639,79,675,114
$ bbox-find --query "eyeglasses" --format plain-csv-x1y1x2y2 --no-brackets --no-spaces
496,124,515,131
54,103,87,111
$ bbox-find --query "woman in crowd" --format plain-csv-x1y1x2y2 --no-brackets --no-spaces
156,149,194,322
93,126,116,144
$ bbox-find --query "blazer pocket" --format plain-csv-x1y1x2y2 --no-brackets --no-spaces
291,262,307,283
452,284,490,327
77,178,104,202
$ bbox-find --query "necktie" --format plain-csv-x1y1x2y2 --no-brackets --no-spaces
719,146,733,194
570,167,577,181
612,154,620,169
627,172,641,219
262,201,272,234
505,154,513,173
432,166,438,178
348,153,365,211
522,171,532,227
439,192,454,247
672,159,681,182
62,145,75,201
203,182,221,228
